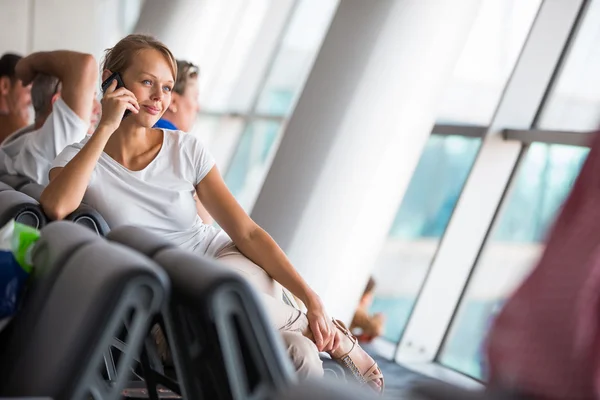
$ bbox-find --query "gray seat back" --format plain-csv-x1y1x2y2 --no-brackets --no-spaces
65,203,111,236
0,174,33,190
0,222,101,375
108,225,296,400
18,181,111,235
155,248,297,400
0,222,169,400
107,225,173,255
0,190,47,228
0,181,14,192
20,182,45,201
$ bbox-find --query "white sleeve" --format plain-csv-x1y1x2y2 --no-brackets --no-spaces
12,98,89,184
188,134,216,185
51,142,84,169
28,97,89,157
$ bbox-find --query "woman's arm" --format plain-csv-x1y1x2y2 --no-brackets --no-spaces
40,81,139,219
197,167,315,303
40,125,114,219
197,167,338,351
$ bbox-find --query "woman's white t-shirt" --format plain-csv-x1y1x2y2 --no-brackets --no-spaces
52,129,230,255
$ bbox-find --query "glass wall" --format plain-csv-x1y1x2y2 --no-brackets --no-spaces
368,0,542,346
538,0,600,131
437,1,597,380
223,0,339,211
370,135,481,342
224,118,284,209
439,143,588,379
436,0,542,125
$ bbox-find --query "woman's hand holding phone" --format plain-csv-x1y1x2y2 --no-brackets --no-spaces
98,79,140,133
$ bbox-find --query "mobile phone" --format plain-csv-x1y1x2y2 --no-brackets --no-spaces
100,72,131,118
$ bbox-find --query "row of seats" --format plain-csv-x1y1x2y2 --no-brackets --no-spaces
0,188,371,399
0,173,351,388
0,174,110,235
0,221,374,399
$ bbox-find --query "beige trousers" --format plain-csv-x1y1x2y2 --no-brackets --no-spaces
215,244,323,379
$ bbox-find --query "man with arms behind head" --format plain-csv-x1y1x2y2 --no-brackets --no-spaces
0,53,32,142
1,50,99,184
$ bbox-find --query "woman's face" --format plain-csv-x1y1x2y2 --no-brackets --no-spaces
173,77,200,132
120,49,175,128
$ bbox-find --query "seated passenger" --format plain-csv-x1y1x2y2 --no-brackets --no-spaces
155,59,212,224
1,50,98,184
350,277,385,343
154,59,199,133
40,34,384,391
0,53,31,143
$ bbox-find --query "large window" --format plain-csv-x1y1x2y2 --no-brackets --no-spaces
368,0,541,346
538,0,600,131
439,143,588,379
223,0,339,211
224,118,284,209
436,0,598,380
370,135,481,343
436,0,542,125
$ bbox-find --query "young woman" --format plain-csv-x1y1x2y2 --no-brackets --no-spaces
39,34,383,392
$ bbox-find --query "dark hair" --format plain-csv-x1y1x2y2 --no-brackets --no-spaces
0,53,22,80
173,60,199,96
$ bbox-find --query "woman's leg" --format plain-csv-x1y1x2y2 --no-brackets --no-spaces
215,245,309,332
214,245,383,391
281,331,324,379
215,246,322,377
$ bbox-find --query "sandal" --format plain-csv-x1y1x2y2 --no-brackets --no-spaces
331,319,385,393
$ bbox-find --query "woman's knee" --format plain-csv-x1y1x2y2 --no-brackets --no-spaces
281,332,324,379
217,251,282,298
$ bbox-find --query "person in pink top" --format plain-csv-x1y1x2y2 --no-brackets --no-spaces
485,131,600,399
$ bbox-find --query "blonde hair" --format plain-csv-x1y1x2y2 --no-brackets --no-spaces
102,34,177,80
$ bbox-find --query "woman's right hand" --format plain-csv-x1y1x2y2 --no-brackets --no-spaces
98,79,140,132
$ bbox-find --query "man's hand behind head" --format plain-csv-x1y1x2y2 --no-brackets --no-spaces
14,56,36,87
17,51,98,125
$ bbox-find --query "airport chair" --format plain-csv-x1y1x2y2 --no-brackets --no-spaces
109,226,297,400
0,222,169,400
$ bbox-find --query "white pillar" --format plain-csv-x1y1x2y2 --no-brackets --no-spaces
251,0,482,322
0,0,30,54
134,0,276,111
134,0,208,60
31,0,129,61
1,0,135,59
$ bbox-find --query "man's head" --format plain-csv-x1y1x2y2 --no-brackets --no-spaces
0,53,32,121
162,59,200,132
31,73,60,127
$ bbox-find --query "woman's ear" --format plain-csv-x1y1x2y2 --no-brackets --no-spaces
101,69,112,83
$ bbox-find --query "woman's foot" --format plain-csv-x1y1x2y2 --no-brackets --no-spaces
329,319,384,393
